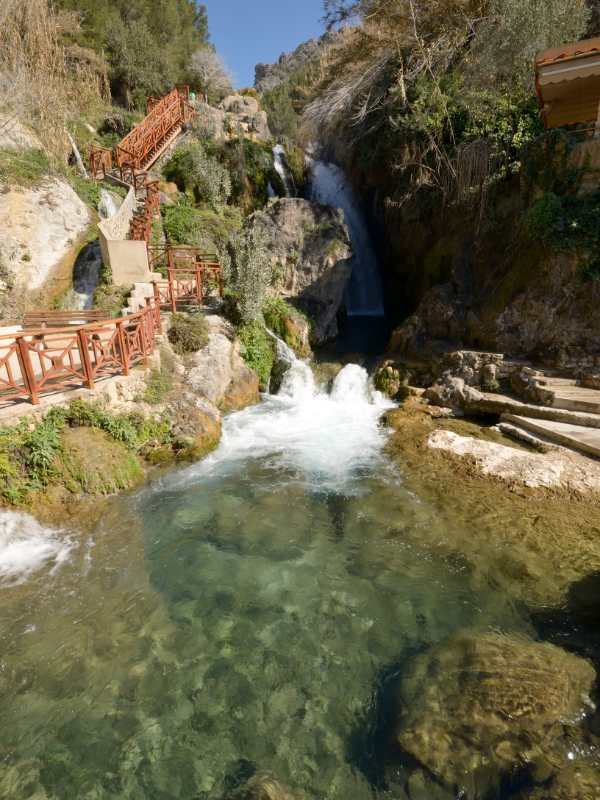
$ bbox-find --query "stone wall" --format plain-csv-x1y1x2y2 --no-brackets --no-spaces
98,186,151,286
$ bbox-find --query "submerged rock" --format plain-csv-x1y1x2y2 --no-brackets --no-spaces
228,772,304,800
516,764,600,799
395,630,596,798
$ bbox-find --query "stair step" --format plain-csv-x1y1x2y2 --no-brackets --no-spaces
549,387,600,414
502,414,600,459
497,422,558,453
468,392,600,429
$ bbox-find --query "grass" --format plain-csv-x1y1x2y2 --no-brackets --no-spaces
0,400,173,506
0,148,51,187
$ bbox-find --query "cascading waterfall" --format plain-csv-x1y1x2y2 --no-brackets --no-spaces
72,190,121,309
273,144,293,197
164,342,393,493
309,158,384,317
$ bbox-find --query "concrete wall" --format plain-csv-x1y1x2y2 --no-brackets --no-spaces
98,187,151,286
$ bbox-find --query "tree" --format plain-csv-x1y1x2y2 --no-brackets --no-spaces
190,47,233,104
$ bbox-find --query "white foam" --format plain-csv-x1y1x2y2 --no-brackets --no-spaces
167,358,393,493
0,512,73,586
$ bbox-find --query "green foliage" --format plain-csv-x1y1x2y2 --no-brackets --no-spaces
163,201,203,245
55,0,210,107
237,320,274,390
227,221,272,323
525,191,600,279
163,142,231,210
142,367,173,405
22,417,64,486
0,148,51,186
263,296,310,356
220,138,275,212
521,130,581,196
167,312,209,355
283,142,307,191
92,261,131,317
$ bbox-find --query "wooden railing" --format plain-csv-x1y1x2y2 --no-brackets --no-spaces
129,179,161,242
115,87,194,178
0,246,223,407
89,145,113,179
0,303,160,406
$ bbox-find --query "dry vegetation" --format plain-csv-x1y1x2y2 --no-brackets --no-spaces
0,0,107,163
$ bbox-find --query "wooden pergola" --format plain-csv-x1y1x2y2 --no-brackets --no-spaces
536,36,600,129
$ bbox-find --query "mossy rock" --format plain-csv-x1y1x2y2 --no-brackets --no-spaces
57,427,144,496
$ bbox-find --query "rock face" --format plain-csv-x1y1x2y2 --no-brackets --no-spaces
396,630,596,799
184,315,260,411
516,765,600,800
252,198,352,343
254,32,339,93
0,177,92,316
218,94,271,141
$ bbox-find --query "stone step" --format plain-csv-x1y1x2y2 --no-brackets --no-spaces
497,422,558,454
548,386,600,415
502,414,600,459
466,392,600,429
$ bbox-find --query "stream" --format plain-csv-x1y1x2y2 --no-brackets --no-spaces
0,355,536,799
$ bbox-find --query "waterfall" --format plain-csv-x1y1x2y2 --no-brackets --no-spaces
73,241,102,310
98,189,121,220
164,341,393,493
71,190,120,310
273,144,293,197
308,159,384,317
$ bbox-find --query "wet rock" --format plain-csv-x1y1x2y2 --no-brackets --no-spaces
516,764,600,799
395,631,596,799
249,198,352,343
184,315,260,412
167,392,221,460
227,772,304,800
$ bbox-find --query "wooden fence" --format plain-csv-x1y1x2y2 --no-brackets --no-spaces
0,303,159,406
0,244,223,407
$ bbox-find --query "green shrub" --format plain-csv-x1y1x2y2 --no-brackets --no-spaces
163,202,203,245
0,148,51,186
228,222,272,323
70,175,101,209
237,320,274,390
163,142,231,209
525,193,564,244
263,296,310,356
168,312,209,355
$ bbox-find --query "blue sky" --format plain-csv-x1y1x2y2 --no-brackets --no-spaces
204,0,326,88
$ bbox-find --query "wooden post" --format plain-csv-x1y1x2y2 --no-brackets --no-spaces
196,265,203,304
168,270,177,313
116,321,129,375
17,337,39,405
77,329,95,389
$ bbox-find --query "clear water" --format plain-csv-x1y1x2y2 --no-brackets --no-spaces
0,365,537,799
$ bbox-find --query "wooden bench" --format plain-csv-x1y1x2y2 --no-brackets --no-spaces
23,310,107,329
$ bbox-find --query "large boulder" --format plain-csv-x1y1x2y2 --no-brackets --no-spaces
251,198,352,343
395,630,596,798
0,177,92,318
184,315,260,411
218,94,271,141
167,392,221,459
